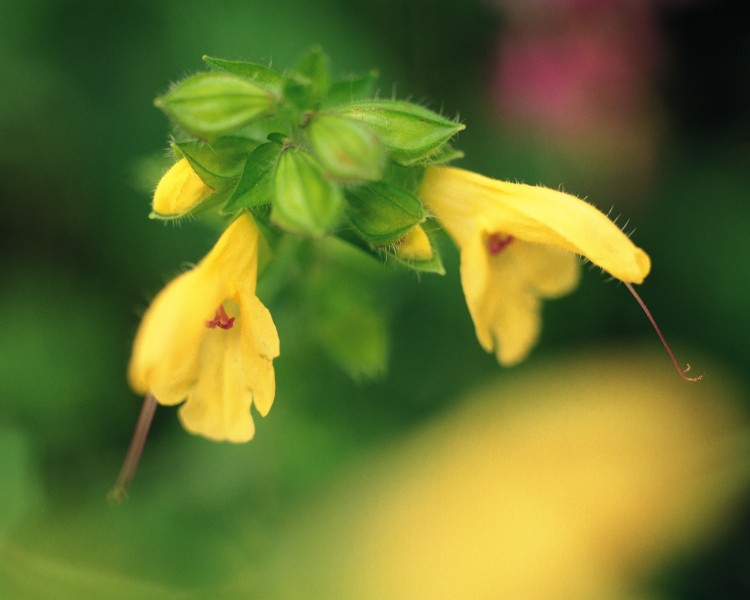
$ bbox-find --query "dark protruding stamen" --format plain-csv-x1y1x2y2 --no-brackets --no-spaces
487,233,514,255
109,393,158,502
624,282,704,382
205,304,235,329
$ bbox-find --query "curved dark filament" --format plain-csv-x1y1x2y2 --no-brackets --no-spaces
625,282,703,382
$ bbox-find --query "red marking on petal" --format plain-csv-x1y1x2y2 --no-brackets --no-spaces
487,232,514,255
205,304,235,330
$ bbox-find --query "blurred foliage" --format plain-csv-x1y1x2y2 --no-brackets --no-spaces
1,0,749,598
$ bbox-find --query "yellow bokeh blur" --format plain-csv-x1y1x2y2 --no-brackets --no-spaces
267,345,750,600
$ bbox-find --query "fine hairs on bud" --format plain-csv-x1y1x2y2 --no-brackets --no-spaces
625,282,704,382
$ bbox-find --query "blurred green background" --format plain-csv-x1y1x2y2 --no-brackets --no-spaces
1,0,750,597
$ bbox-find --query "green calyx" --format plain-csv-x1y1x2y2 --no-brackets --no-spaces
153,46,464,272
346,182,425,246
155,73,277,139
337,100,465,165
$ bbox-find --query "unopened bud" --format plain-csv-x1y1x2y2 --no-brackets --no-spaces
151,158,213,218
272,148,344,237
395,225,433,262
346,182,426,246
155,73,276,139
308,114,386,183
338,100,464,165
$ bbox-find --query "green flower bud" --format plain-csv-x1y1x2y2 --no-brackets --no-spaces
346,182,426,246
338,100,465,165
272,148,344,237
155,73,276,139
308,114,386,183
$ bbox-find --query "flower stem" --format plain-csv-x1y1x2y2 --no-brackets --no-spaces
624,282,703,382
109,394,158,502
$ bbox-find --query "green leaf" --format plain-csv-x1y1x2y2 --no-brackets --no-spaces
202,55,284,91
224,142,282,212
338,100,465,165
173,136,259,190
272,148,344,237
155,73,276,139
307,238,391,380
312,293,390,380
346,182,426,246
307,114,385,183
325,70,379,107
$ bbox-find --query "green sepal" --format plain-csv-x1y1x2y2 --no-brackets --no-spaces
307,114,386,183
202,55,284,91
390,221,445,275
325,70,379,108
155,73,276,139
223,142,282,212
381,163,428,195
267,132,289,145
346,182,426,246
172,136,259,191
428,144,465,165
272,147,344,238
338,100,465,165
284,46,331,110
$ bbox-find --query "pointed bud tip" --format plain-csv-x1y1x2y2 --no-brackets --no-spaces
396,226,433,262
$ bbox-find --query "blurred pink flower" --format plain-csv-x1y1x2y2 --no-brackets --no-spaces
492,0,661,134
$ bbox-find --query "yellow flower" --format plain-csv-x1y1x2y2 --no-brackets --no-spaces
419,166,651,365
128,214,279,442
152,158,213,218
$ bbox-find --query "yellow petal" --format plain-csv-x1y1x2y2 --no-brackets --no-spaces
128,215,279,426
396,225,433,261
200,214,261,294
127,268,221,405
511,240,580,297
420,166,650,284
461,235,541,365
152,158,214,217
239,294,280,417
178,304,256,442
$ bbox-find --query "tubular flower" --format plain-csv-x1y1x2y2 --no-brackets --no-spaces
128,214,279,442
152,158,213,218
419,166,651,366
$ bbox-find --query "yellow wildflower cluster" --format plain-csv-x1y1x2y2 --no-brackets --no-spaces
128,159,650,444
